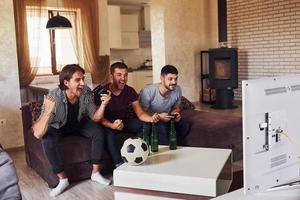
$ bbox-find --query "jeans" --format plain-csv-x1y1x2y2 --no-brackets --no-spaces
104,118,143,166
140,119,191,145
41,118,105,174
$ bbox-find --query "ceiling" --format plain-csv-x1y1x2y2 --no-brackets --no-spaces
108,0,150,6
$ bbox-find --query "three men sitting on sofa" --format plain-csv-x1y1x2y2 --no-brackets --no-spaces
32,63,190,197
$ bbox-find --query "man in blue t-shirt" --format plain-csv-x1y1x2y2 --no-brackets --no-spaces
94,62,159,167
139,65,190,145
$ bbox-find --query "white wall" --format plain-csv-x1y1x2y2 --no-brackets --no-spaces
0,0,23,148
150,0,218,102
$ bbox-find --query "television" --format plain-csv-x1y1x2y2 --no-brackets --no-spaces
242,75,300,195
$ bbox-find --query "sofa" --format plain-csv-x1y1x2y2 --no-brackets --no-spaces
0,145,22,199
21,101,242,188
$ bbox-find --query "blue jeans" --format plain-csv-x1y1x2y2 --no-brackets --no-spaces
104,118,143,166
41,118,105,174
140,119,190,145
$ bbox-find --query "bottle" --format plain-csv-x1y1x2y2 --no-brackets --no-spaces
169,119,177,150
150,123,159,152
142,123,150,155
142,123,149,145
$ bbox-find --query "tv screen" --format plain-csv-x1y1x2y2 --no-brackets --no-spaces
243,75,300,194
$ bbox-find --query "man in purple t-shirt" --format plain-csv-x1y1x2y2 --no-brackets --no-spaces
94,62,159,167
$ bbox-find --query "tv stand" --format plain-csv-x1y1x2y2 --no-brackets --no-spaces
212,187,300,200
267,180,300,192
211,89,237,109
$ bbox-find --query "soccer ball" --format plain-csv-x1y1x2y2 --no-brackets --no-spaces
121,137,149,166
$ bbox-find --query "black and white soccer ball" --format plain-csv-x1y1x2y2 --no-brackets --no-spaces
121,138,149,166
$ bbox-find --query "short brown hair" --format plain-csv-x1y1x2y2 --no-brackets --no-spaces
110,62,128,74
59,64,85,90
161,65,178,76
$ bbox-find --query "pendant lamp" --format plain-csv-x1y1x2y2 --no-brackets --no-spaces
46,0,72,30
46,12,72,29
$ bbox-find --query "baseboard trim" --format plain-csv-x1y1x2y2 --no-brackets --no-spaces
5,146,25,153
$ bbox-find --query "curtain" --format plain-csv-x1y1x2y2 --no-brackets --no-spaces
13,0,44,88
63,0,109,84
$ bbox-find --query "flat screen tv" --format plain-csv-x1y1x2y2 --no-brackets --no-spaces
243,75,300,195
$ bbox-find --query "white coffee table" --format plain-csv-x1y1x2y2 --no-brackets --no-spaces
113,146,232,197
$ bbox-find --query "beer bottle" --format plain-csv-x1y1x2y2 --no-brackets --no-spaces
169,119,177,150
151,123,159,152
142,123,150,155
142,123,149,146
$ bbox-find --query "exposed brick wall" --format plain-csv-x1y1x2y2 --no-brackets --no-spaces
227,0,300,99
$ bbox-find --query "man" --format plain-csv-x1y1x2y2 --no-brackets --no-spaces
94,62,159,167
139,65,190,145
32,64,110,197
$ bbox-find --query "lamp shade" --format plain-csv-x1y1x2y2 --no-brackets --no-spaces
46,13,72,29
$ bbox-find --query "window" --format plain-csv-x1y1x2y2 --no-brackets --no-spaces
26,7,81,75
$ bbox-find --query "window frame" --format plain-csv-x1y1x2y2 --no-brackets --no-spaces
26,6,81,76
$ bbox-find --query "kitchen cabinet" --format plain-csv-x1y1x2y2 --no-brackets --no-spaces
108,5,122,49
121,14,139,49
121,14,138,31
127,70,153,93
108,6,139,49
121,32,139,49
143,6,151,31
139,6,151,48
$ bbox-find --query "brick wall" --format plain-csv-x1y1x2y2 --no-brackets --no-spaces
227,0,300,99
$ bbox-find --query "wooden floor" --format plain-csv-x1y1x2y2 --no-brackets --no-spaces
194,100,242,118
9,150,116,200
8,101,242,200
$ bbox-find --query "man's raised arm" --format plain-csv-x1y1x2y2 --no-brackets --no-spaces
32,95,56,139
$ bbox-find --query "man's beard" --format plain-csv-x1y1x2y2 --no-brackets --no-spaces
113,81,125,90
166,84,176,91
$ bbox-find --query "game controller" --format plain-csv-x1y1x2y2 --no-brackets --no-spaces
93,85,109,95
169,113,179,118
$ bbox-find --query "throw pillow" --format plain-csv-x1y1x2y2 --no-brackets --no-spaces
180,96,195,110
29,102,43,122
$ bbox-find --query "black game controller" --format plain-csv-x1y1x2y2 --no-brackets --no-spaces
100,89,109,95
93,85,109,95
169,113,179,118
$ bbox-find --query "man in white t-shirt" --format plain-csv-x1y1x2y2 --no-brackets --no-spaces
139,65,190,145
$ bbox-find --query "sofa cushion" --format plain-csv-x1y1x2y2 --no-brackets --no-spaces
28,102,43,122
180,96,195,110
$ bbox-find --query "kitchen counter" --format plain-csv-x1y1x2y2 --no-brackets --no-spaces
128,67,152,72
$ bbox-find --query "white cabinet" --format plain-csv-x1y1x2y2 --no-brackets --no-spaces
121,14,138,31
121,14,139,49
108,6,139,49
127,72,136,89
127,70,153,92
143,6,151,31
108,5,122,48
121,32,139,49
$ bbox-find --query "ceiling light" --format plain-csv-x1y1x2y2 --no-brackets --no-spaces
46,12,72,29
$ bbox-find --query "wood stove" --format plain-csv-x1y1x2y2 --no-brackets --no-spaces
209,48,238,109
